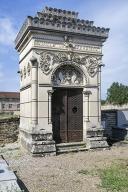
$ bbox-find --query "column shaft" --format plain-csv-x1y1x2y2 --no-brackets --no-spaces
31,57,38,126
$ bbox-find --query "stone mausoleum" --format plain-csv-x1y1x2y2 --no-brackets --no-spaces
15,7,109,155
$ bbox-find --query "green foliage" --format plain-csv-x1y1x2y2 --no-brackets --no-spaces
107,82,128,105
99,161,128,191
101,100,106,105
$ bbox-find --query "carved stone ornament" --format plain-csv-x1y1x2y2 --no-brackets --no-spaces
27,63,31,76
63,35,75,50
52,65,83,86
23,67,26,78
86,57,100,77
36,51,101,77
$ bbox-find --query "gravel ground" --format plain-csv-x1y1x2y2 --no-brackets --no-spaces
1,144,128,192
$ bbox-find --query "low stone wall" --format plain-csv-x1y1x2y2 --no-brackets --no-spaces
0,117,19,145
101,104,128,110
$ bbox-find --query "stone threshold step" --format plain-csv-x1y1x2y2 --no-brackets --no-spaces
56,141,86,147
57,147,88,154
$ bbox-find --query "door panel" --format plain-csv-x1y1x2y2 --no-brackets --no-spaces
68,89,83,142
52,89,67,143
52,88,83,143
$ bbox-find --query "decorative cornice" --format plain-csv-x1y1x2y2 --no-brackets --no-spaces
15,7,109,48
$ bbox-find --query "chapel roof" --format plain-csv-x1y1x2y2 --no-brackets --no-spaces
15,7,109,48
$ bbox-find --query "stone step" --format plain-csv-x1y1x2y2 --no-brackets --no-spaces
56,142,87,154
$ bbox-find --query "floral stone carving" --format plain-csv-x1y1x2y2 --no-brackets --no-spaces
52,65,83,86
36,51,101,77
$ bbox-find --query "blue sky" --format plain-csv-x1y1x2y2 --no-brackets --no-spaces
0,0,128,98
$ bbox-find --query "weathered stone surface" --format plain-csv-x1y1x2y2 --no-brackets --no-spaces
31,143,56,154
86,137,109,149
20,130,56,156
87,128,104,138
32,133,53,141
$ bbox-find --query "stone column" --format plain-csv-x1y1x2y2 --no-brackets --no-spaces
47,90,54,124
30,56,38,127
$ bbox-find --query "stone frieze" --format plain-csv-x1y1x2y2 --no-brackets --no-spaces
36,51,102,77
34,40,102,54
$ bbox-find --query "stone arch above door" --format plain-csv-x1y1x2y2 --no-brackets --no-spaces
51,65,84,87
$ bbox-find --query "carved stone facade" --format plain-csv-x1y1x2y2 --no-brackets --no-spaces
15,7,109,155
36,50,102,78
52,65,83,86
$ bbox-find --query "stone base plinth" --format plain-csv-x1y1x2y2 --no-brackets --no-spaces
87,128,104,137
20,129,56,156
86,137,109,149
86,128,109,149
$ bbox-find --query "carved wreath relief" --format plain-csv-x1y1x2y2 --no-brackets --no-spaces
53,65,83,86
36,51,101,77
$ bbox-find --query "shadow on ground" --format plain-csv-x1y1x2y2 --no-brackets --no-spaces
15,172,29,192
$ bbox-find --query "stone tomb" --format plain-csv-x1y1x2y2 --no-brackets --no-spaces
15,7,109,155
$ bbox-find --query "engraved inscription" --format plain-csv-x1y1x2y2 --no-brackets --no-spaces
34,40,102,53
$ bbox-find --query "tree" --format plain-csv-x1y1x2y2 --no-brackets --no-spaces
106,82,128,105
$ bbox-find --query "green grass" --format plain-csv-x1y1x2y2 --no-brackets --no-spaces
99,161,128,192
0,113,19,119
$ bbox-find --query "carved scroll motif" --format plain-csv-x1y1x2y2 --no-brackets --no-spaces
36,51,101,77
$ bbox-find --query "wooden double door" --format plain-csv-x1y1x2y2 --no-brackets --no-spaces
52,88,83,143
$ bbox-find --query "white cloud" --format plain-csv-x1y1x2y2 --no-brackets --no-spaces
0,17,17,46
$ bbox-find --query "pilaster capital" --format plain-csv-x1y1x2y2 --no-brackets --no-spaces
30,56,38,67
47,90,54,96
83,90,92,96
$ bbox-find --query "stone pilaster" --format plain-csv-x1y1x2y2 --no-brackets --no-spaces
47,90,54,124
83,90,92,122
30,56,38,128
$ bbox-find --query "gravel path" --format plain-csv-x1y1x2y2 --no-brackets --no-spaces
2,144,128,192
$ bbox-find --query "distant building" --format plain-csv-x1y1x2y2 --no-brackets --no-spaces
0,92,20,113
